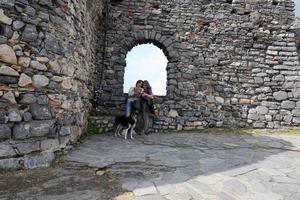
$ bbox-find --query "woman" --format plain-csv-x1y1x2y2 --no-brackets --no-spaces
141,80,155,114
125,80,143,117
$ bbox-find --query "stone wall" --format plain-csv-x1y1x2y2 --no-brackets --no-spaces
95,0,300,131
0,0,105,169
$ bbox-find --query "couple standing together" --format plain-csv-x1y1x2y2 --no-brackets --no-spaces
125,80,155,117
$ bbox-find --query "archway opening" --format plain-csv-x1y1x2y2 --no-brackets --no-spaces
124,44,168,96
295,0,300,17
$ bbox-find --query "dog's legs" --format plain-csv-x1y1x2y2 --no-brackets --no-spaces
124,128,130,140
129,123,136,139
115,124,122,137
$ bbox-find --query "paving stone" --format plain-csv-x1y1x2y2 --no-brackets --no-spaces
222,179,247,196
135,195,165,200
133,182,157,197
164,193,193,200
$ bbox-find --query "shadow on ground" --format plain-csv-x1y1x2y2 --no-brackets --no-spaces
1,132,300,200
64,132,300,199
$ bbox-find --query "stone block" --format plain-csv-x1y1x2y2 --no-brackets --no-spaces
0,65,19,76
13,120,55,139
44,33,63,54
15,141,40,154
0,143,16,157
18,73,32,87
281,101,296,109
2,91,16,104
19,93,37,104
30,104,52,120
0,75,18,84
292,109,300,117
0,124,11,140
40,139,59,151
23,150,55,169
32,74,49,88
37,95,49,105
21,24,38,43
256,106,268,115
0,157,21,170
8,110,22,122
0,44,17,65
30,60,47,71
273,91,288,101
59,126,72,136
12,20,25,30
0,8,12,25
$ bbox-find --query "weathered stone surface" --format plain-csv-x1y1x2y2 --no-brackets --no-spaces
49,60,61,73
19,93,37,104
273,91,288,101
0,44,17,65
32,75,49,88
0,9,12,25
256,106,268,115
2,91,16,104
30,60,47,71
59,126,71,136
281,101,296,109
18,73,32,87
30,105,52,120
23,150,55,169
18,57,31,67
15,141,40,155
21,25,38,43
0,75,18,84
8,111,22,122
13,120,55,139
0,143,16,158
36,57,49,64
0,65,19,76
292,88,300,98
0,157,21,169
292,109,300,117
44,33,63,54
0,124,11,140
38,0,53,8
0,0,15,8
37,95,49,105
61,77,72,90
12,20,25,30
40,139,59,151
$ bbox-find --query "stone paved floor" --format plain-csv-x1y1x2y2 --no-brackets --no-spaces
65,132,300,200
1,132,300,200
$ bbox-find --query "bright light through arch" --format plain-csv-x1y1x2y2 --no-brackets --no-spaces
296,0,300,17
124,44,168,96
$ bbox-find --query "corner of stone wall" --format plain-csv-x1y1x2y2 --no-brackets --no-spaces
0,0,105,169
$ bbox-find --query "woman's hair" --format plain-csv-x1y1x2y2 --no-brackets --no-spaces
143,80,151,89
136,80,143,86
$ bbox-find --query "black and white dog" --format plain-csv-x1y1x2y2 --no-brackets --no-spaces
114,114,136,140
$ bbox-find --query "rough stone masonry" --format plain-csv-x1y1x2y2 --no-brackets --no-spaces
0,0,105,169
0,0,300,169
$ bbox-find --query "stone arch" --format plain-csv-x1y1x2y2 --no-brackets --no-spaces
116,30,179,98
123,31,178,63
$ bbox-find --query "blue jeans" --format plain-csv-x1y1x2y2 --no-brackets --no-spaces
125,100,132,117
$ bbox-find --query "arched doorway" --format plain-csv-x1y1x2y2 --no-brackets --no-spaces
124,43,168,96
